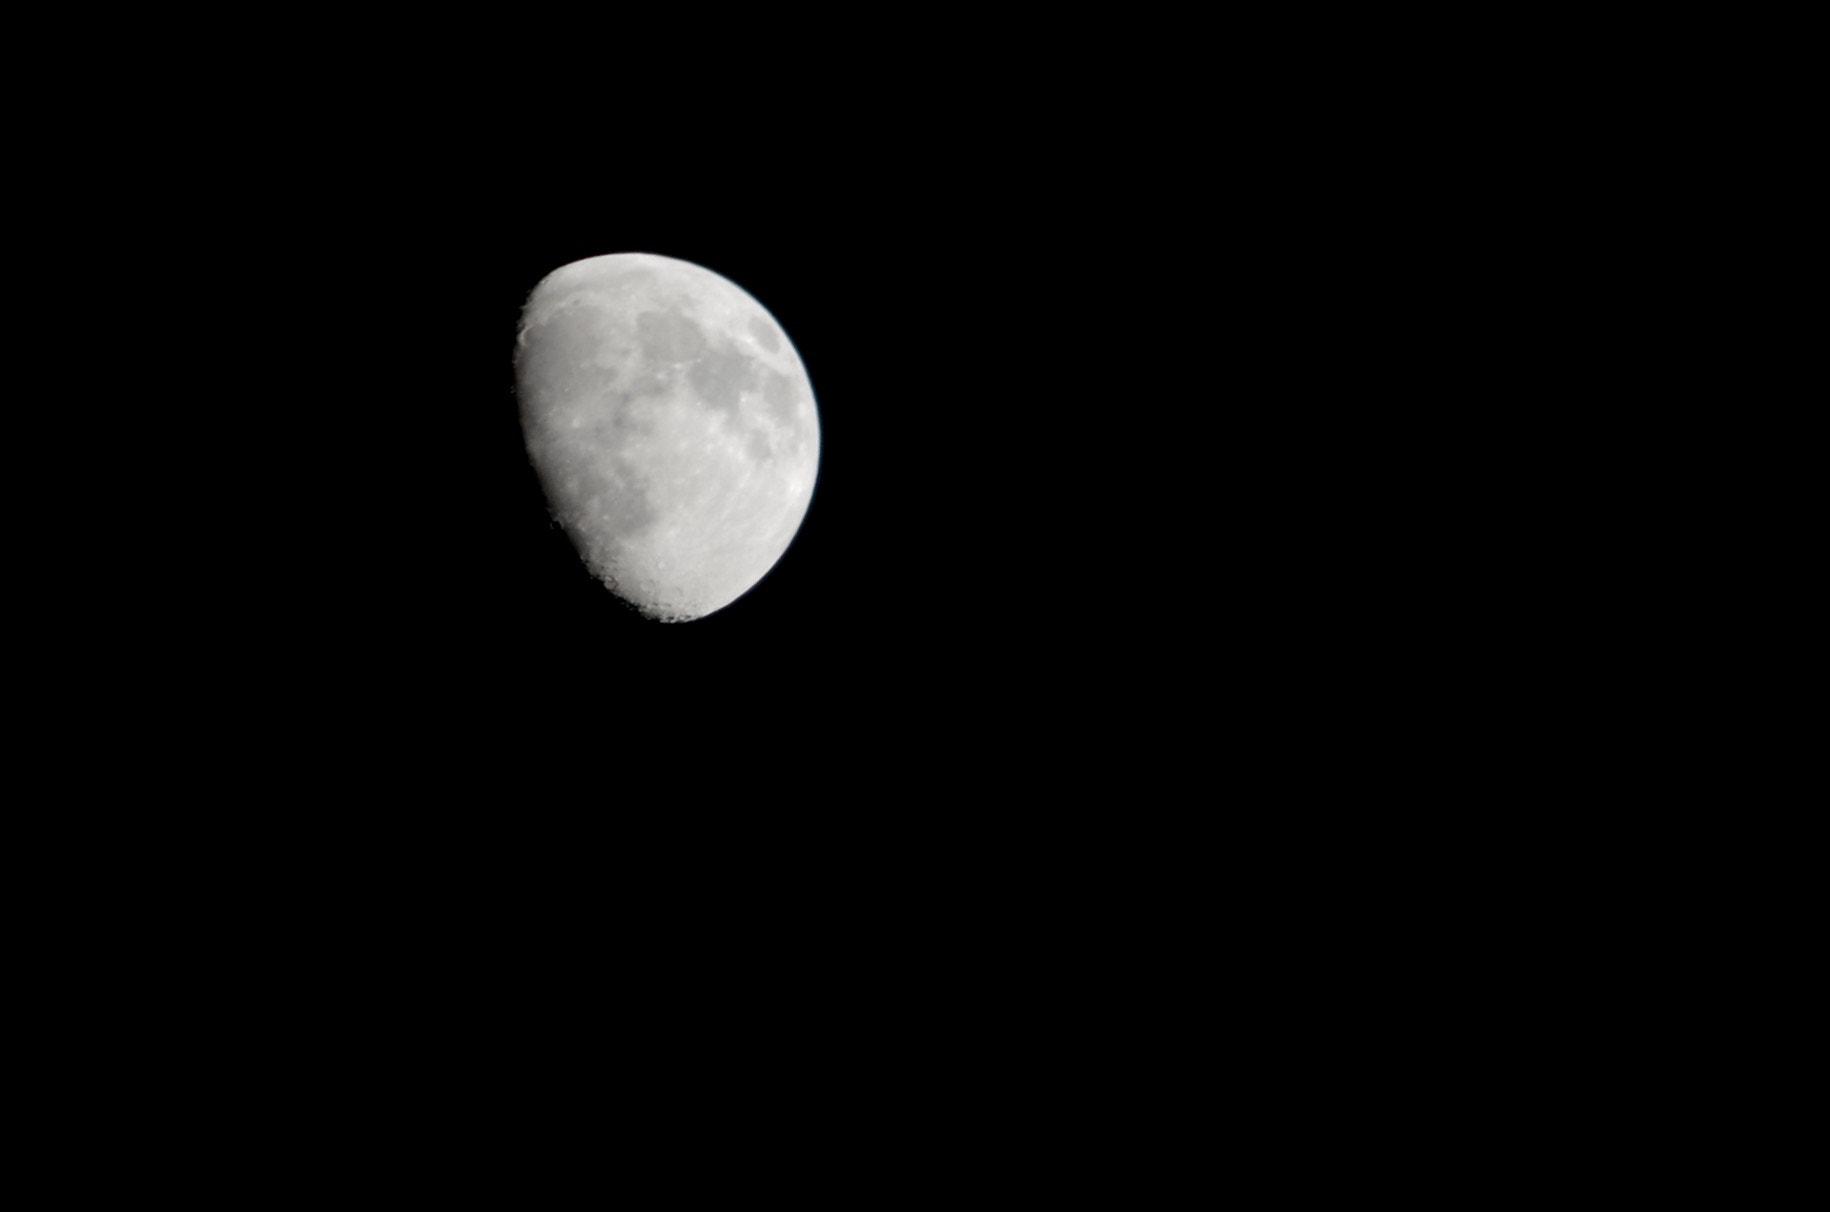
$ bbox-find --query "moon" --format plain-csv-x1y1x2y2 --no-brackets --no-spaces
515,253,821,621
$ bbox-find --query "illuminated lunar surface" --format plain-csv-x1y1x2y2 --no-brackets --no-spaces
516,253,820,621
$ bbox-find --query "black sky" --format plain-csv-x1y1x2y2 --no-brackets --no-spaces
22,29,1597,1073
198,109,1232,786
88,22,1532,815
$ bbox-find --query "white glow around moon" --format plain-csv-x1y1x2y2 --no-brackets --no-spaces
516,253,821,621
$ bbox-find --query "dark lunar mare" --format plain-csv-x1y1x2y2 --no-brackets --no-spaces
518,304,664,547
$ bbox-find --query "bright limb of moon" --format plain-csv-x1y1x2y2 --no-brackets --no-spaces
515,253,821,621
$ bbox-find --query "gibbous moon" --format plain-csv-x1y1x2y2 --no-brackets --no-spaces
516,253,820,621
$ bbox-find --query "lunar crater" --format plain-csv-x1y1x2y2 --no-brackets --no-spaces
747,315,783,353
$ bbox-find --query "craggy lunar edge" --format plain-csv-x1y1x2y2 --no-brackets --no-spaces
515,254,821,622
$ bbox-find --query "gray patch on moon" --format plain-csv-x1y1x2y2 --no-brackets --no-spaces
636,307,708,364
517,304,650,416
519,306,603,386
762,369,799,421
686,341,760,414
591,456,658,539
545,440,658,543
747,315,782,353
622,363,670,400
524,370,664,549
